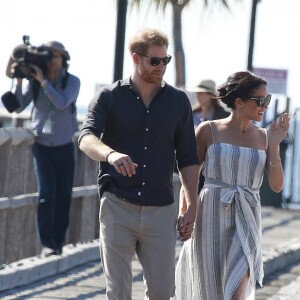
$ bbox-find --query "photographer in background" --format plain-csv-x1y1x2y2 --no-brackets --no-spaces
13,41,80,256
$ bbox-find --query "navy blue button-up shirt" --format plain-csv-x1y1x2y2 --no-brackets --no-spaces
79,78,198,206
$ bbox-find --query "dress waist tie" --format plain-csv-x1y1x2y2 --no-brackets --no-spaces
203,177,264,286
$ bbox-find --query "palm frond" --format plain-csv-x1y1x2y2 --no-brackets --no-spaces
130,0,240,11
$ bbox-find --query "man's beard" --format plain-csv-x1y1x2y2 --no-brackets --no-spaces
139,66,164,85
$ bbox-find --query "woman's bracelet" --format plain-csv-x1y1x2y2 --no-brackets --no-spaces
269,159,281,167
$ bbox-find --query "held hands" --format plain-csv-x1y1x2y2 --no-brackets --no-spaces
177,203,196,242
268,113,290,146
107,151,138,177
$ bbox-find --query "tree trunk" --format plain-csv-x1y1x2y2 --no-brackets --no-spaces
247,0,260,72
172,4,186,88
113,0,128,82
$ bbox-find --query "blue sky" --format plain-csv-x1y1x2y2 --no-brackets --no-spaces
0,0,298,114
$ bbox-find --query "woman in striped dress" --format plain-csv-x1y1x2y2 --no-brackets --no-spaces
175,71,290,299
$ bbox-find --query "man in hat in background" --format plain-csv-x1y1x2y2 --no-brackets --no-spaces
12,41,80,256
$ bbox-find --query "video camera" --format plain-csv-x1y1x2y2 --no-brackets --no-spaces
1,36,54,113
6,35,53,79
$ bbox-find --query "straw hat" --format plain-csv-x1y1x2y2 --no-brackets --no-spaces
186,79,216,94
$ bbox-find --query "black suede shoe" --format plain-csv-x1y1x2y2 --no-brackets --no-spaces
54,247,63,255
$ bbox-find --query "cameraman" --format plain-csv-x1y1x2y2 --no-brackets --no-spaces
13,41,80,256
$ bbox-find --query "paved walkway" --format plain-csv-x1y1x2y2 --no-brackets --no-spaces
1,207,300,299
256,259,300,299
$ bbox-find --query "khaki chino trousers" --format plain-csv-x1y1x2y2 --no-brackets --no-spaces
100,192,177,300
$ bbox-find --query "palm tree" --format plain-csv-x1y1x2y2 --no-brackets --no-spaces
130,0,239,88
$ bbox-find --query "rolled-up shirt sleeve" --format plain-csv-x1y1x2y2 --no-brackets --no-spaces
78,88,110,145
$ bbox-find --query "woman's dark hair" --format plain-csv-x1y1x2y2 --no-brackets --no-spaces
216,71,267,109
61,56,69,69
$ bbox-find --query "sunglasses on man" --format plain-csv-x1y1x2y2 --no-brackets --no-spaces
138,53,172,66
242,94,272,107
